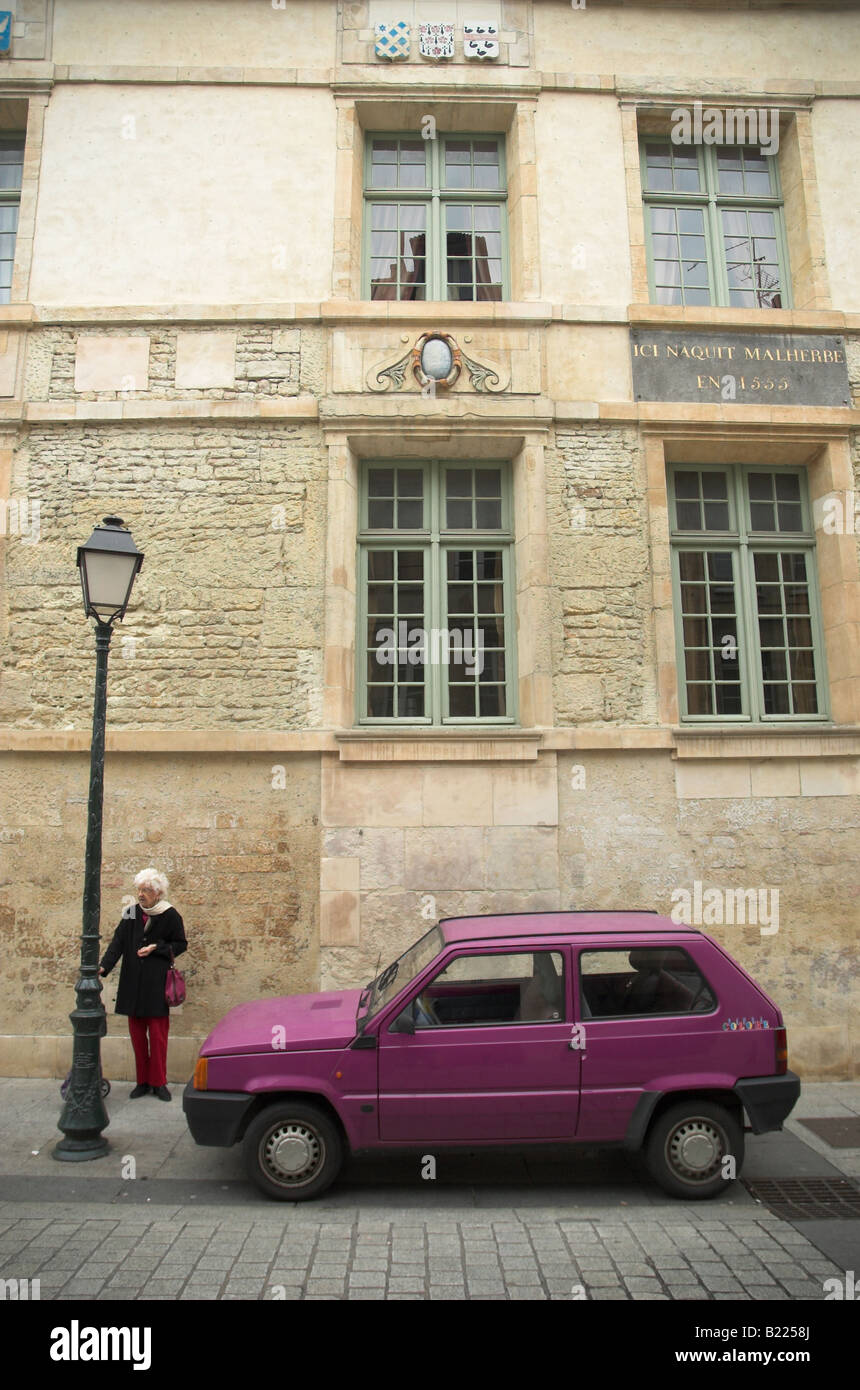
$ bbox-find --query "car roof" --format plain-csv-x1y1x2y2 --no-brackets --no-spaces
438,911,697,944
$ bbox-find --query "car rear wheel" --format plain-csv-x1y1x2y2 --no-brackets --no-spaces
645,1100,744,1199
243,1101,344,1201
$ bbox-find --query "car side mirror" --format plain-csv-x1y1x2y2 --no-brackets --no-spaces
390,1007,416,1035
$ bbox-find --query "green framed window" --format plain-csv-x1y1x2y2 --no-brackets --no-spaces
641,140,791,308
363,134,508,302
0,136,25,304
357,462,516,723
669,466,827,721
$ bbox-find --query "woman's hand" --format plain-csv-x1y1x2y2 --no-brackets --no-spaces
137,944,158,957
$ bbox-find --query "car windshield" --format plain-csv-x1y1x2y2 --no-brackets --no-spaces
360,926,444,1025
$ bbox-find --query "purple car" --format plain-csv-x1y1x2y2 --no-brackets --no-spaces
183,911,799,1201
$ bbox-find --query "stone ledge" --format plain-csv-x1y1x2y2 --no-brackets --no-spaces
0,730,340,753
629,303,857,334
673,727,860,759
2,302,856,332
335,729,542,761
53,65,334,86
2,727,859,759
25,396,319,423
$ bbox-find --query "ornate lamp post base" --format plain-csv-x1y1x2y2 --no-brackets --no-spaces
53,999,111,1162
53,1134,110,1162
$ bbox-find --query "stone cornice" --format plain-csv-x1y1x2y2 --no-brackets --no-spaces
3,302,858,332
1,727,858,759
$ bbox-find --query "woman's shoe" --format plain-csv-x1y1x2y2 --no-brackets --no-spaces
129,1083,149,1099
153,1085,171,1101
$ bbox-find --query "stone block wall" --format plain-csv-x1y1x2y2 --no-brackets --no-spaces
556,748,859,1079
24,325,324,402
0,749,321,1081
1,422,327,728
547,425,656,725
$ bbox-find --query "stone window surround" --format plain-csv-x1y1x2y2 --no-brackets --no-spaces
645,426,860,727
333,93,540,303
0,90,47,311
621,99,831,314
322,424,553,736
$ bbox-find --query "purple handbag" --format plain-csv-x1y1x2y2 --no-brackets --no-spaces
165,946,186,1007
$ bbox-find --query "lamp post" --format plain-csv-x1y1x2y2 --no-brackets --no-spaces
53,516,144,1162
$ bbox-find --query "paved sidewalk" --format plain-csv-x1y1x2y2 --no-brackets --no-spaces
0,1201,845,1301
0,1079,857,1300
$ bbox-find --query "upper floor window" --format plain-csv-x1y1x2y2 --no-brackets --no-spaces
363,134,508,301
358,461,515,724
640,140,790,309
669,466,827,721
0,136,25,304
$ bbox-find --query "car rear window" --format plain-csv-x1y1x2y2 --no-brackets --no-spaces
579,947,716,1018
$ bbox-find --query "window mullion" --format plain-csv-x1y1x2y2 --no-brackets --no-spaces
429,463,442,723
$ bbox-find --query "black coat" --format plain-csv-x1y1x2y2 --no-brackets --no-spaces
100,905,187,1018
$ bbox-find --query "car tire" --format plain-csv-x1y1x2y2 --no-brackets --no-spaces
644,1100,744,1200
243,1101,344,1201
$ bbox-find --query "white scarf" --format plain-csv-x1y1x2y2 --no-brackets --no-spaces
121,897,173,920
143,900,173,916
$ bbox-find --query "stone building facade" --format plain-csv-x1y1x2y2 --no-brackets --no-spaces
0,0,858,1081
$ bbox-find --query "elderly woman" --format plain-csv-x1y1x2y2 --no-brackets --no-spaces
98,869,187,1101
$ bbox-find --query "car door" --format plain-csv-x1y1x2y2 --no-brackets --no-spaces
575,939,724,1141
377,946,581,1143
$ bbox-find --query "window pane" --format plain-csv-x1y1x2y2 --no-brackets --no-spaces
368,499,394,528
447,500,472,529
474,205,501,231
580,947,716,1018
679,551,705,581
479,685,505,716
449,684,476,717
368,551,394,580
397,500,423,529
368,686,394,717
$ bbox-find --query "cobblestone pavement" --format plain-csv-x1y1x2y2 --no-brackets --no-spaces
0,1200,846,1301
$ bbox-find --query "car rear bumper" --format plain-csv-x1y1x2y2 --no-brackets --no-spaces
182,1080,256,1147
734,1071,801,1134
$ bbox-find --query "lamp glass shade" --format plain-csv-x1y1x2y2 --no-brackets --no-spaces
77,517,144,622
420,337,453,380
80,552,139,619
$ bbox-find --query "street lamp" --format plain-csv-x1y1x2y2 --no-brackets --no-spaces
53,517,144,1161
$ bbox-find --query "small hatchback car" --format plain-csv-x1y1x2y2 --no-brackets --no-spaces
183,911,800,1200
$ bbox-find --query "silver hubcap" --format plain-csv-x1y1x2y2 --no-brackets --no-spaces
666,1118,725,1183
262,1122,323,1186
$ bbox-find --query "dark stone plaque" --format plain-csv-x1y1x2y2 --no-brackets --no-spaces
630,329,852,407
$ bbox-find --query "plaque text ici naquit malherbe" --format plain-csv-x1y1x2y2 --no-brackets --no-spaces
630,329,851,407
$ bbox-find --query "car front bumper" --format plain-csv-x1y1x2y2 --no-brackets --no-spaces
182,1080,257,1147
734,1071,801,1134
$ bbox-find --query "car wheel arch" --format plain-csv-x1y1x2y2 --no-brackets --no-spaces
625,1087,744,1151
235,1090,350,1149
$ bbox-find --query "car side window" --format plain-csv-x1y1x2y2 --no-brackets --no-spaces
401,950,566,1029
579,947,717,1019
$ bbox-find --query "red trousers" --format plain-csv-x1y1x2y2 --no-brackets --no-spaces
128,1015,170,1087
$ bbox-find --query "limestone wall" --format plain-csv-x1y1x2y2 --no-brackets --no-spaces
29,84,338,306
2,421,328,729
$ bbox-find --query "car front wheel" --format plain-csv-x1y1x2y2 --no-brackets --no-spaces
645,1100,744,1199
243,1101,344,1201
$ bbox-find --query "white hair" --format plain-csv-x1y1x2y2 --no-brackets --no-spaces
134,868,169,897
